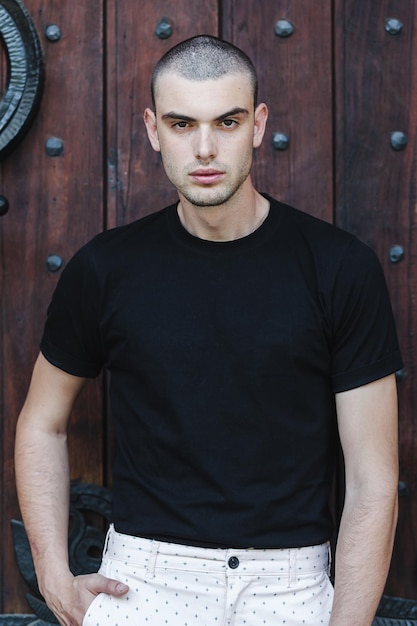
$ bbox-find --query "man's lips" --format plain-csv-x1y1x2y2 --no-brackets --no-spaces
189,169,224,184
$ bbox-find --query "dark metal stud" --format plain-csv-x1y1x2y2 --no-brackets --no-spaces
46,137,64,157
395,368,407,383
0,195,10,216
46,255,64,272
272,132,290,151
390,131,408,151
155,17,173,40
274,19,294,38
385,18,404,35
398,481,410,496
389,244,405,263
45,23,62,42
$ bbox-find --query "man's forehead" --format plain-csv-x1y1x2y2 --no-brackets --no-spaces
153,72,254,112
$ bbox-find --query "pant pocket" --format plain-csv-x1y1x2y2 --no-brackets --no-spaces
81,555,112,626
82,591,107,626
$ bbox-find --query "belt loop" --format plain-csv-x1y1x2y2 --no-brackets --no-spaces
145,541,160,579
327,542,332,577
288,548,297,588
103,525,112,556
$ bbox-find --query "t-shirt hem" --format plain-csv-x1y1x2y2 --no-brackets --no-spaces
113,522,332,550
40,341,101,378
332,350,403,393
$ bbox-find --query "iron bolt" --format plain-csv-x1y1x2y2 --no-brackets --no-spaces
389,245,405,263
390,131,408,151
155,18,173,40
46,255,64,272
398,480,410,496
272,132,290,151
385,18,404,35
274,19,294,38
45,24,62,42
395,368,407,383
46,137,64,157
0,195,9,216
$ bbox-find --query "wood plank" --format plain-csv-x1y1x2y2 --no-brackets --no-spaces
223,0,334,222
105,0,219,229
0,0,105,612
334,0,417,596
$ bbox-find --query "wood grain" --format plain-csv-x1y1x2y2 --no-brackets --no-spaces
1,0,417,614
0,0,105,612
223,0,334,222
105,0,219,229
334,0,417,596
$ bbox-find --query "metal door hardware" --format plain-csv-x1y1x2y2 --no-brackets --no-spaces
155,17,173,40
272,132,290,150
274,19,294,38
0,195,9,215
45,23,61,42
46,255,64,272
0,0,44,159
389,245,405,263
390,131,408,151
385,18,404,35
45,137,64,156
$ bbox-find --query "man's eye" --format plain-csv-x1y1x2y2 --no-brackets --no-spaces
221,119,238,128
174,121,189,129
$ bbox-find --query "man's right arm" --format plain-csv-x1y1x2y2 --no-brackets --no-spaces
15,353,128,626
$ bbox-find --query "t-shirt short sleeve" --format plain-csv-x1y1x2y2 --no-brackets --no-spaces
40,242,104,378
329,238,402,392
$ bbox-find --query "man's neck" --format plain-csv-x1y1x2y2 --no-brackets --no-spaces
177,188,270,242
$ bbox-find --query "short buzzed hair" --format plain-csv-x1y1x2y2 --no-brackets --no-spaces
151,35,258,109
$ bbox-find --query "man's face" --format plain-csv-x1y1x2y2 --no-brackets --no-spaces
144,72,267,209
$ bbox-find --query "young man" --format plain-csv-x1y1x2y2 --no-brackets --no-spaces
15,36,402,626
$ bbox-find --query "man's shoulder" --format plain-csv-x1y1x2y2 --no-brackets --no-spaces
266,194,379,273
74,203,175,261
93,203,174,247
268,195,352,242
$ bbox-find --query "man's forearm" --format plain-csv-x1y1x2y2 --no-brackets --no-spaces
15,419,73,595
329,486,398,626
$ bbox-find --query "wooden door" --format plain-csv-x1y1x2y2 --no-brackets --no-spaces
335,0,417,598
0,0,416,615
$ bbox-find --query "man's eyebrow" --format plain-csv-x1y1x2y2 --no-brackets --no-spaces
214,107,250,121
161,107,250,122
161,112,196,122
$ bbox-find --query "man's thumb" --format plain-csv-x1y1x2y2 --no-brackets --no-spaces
96,574,129,596
115,581,129,595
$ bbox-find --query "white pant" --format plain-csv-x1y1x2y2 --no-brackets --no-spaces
83,525,334,626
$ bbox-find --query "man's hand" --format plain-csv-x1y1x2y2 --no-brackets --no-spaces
43,572,129,626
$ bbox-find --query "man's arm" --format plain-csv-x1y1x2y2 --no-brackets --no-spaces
330,373,399,626
15,353,128,626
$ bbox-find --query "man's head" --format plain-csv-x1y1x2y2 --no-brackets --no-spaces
144,36,267,212
151,35,258,110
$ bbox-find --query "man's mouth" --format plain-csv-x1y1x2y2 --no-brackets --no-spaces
189,169,224,185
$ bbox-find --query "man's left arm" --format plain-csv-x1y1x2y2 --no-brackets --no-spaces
330,373,399,626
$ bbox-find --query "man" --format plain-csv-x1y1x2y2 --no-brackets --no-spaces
15,35,402,626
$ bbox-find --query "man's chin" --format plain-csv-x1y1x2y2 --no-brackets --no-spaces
180,189,235,208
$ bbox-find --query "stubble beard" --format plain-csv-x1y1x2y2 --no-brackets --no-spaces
163,154,253,209
179,182,244,208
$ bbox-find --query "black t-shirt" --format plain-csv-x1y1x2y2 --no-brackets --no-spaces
40,196,403,548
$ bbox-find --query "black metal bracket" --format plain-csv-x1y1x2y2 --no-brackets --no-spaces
0,0,44,159
0,481,111,625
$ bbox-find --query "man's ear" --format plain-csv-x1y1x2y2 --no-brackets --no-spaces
252,103,268,149
143,108,160,152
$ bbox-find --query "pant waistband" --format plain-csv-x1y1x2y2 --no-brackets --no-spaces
104,525,331,577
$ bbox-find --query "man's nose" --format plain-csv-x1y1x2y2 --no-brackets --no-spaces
194,127,217,161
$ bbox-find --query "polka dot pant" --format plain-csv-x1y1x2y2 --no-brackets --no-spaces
83,526,333,626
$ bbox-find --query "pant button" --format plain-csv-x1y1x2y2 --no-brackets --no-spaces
228,556,239,569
